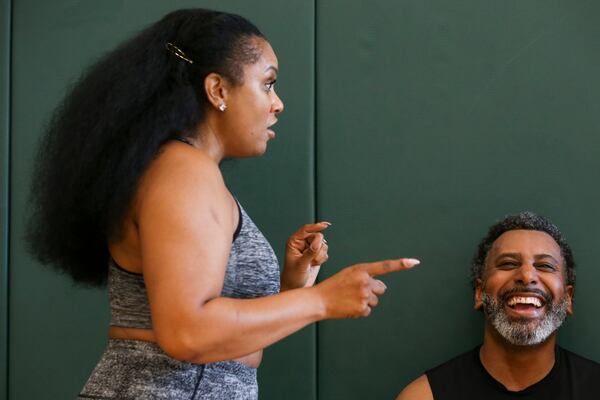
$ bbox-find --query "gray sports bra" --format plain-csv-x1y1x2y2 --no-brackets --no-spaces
108,201,280,329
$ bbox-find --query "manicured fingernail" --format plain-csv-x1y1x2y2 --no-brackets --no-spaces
404,258,421,267
311,241,321,251
321,221,332,226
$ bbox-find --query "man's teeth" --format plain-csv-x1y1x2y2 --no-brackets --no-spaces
507,296,542,308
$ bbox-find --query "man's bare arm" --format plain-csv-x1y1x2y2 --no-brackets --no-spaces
396,375,433,400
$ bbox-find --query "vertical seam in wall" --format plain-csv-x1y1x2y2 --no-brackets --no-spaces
1,0,11,398
312,0,319,399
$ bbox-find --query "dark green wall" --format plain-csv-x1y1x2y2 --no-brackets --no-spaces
1,0,10,399
316,1,600,399
3,1,600,399
8,1,314,399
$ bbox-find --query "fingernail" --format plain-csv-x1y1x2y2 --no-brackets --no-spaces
311,241,321,252
404,258,421,267
321,221,332,226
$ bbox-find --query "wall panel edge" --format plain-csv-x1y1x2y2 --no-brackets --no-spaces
0,0,11,398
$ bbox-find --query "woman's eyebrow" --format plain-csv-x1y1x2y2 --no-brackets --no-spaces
264,65,278,74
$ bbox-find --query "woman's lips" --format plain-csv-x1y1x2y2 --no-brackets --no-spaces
267,119,277,139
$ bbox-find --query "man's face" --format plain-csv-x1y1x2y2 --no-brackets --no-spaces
474,230,574,346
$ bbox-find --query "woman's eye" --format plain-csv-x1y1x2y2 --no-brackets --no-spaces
498,261,518,269
265,81,276,92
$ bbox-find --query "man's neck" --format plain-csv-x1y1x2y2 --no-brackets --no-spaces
479,323,557,391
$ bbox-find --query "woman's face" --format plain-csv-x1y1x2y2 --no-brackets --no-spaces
220,37,284,157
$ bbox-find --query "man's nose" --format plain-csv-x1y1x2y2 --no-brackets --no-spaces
515,263,538,285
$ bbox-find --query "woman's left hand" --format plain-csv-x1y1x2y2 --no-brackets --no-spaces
280,222,331,291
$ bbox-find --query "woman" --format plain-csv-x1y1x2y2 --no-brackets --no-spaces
27,8,419,399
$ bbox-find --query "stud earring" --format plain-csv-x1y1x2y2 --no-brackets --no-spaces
219,102,227,112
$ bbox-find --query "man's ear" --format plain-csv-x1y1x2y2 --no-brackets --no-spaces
566,285,574,315
474,278,483,310
204,72,229,110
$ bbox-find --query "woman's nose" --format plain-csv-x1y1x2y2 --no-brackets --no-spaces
272,91,284,114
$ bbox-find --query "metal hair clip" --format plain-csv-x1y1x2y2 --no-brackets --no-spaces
165,42,194,64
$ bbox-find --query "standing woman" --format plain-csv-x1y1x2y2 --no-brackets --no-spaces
27,9,419,399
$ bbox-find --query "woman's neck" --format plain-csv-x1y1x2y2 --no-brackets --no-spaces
189,118,225,163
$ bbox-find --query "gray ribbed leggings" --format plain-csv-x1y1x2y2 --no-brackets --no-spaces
78,339,258,399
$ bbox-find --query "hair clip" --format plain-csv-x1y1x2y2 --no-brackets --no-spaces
165,42,194,64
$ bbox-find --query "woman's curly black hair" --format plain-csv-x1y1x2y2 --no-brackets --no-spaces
26,9,264,286
471,211,576,289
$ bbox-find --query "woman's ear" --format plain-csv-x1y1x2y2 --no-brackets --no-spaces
204,73,229,111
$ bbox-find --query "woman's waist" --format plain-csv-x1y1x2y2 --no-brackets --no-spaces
108,326,263,368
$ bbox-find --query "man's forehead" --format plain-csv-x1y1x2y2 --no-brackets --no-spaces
488,229,562,259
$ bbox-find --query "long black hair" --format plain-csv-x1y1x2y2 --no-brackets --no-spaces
27,9,264,286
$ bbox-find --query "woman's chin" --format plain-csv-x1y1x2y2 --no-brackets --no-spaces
233,144,268,158
255,143,268,157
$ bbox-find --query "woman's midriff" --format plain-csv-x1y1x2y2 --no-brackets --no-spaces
108,326,262,368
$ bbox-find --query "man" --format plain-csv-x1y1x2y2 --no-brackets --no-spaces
397,212,600,399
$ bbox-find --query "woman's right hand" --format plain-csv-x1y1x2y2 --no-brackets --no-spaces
314,258,420,319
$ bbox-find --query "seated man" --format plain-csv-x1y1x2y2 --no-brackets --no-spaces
397,212,600,399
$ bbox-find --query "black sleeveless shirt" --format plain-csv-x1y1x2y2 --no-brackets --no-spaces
426,346,600,399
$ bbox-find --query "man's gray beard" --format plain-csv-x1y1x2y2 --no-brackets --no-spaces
482,292,569,346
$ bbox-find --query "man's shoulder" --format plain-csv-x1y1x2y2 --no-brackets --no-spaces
426,346,480,375
557,345,600,396
560,346,600,372
396,375,433,400
397,348,479,400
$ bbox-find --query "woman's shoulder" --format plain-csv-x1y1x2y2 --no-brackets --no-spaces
152,141,223,180
136,141,230,209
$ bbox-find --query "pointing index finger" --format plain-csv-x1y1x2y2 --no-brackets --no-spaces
360,258,421,277
305,221,331,233
294,222,332,238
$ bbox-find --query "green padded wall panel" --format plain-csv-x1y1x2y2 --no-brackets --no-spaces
1,0,10,399
9,1,314,399
10,1,600,399
316,1,600,399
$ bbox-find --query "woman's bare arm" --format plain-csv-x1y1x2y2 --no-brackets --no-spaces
137,145,417,364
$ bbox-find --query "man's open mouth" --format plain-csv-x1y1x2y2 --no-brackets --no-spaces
506,295,544,310
502,291,550,317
